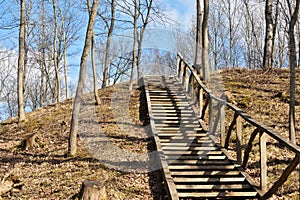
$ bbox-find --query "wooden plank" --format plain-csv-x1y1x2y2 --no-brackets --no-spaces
167,160,231,165
260,130,267,192
159,139,212,143
163,150,224,155
242,128,260,168
157,134,207,138
171,170,240,176
162,146,218,151
263,155,300,199
152,116,199,120
169,165,236,170
162,143,215,147
176,184,252,190
236,115,242,164
178,191,257,198
151,103,190,106
173,177,245,183
153,120,199,124
152,109,193,113
166,155,227,160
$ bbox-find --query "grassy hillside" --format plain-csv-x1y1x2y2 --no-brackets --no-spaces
221,68,299,199
0,84,166,200
0,69,299,199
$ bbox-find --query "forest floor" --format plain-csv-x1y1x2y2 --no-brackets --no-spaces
0,68,299,199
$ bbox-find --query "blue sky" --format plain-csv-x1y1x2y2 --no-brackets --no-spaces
0,0,196,82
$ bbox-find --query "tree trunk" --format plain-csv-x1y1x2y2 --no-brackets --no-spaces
52,0,61,102
129,0,138,91
78,180,107,200
18,0,26,122
102,0,115,89
288,0,299,144
195,0,203,74
68,0,99,156
59,5,69,100
202,0,209,80
136,0,153,79
40,0,46,107
263,0,274,70
91,33,101,105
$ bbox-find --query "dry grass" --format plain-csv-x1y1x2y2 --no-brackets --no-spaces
0,84,166,200
220,68,300,199
0,69,299,199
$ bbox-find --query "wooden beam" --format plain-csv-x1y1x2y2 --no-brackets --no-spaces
263,155,300,199
260,130,267,192
236,115,242,165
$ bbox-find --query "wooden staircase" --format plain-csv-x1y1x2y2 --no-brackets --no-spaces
143,75,259,199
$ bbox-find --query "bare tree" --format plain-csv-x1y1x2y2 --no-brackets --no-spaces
136,0,153,79
58,0,69,99
68,0,99,156
88,0,101,105
195,0,203,74
287,0,299,144
263,0,280,70
52,0,61,102
129,0,139,91
18,0,26,122
101,0,115,89
202,0,209,80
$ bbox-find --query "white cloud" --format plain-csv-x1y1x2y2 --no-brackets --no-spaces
165,0,196,30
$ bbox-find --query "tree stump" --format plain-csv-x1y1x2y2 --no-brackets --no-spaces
20,133,39,150
78,180,107,200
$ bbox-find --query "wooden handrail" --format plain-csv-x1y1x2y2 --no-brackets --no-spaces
176,52,300,197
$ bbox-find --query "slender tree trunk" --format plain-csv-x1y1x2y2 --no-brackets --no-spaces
195,0,203,74
102,0,115,89
18,0,26,122
59,5,69,100
87,0,101,105
137,0,153,79
202,0,209,80
91,33,101,105
52,0,61,102
271,0,280,67
129,0,138,91
263,0,274,70
40,0,46,107
68,0,99,156
23,0,31,96
288,0,299,144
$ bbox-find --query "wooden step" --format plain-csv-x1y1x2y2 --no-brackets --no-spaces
171,170,240,177
176,184,253,190
144,76,258,199
161,143,215,147
178,191,257,198
162,146,218,151
169,165,237,170
163,151,223,155
173,177,245,183
166,155,227,160
168,160,231,165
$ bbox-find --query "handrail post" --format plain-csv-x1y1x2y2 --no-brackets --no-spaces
236,115,242,164
179,59,184,83
199,87,203,118
208,95,213,134
260,130,267,192
185,65,189,91
176,54,181,77
220,105,225,146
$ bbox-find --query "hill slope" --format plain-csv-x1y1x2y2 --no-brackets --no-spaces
0,69,299,199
